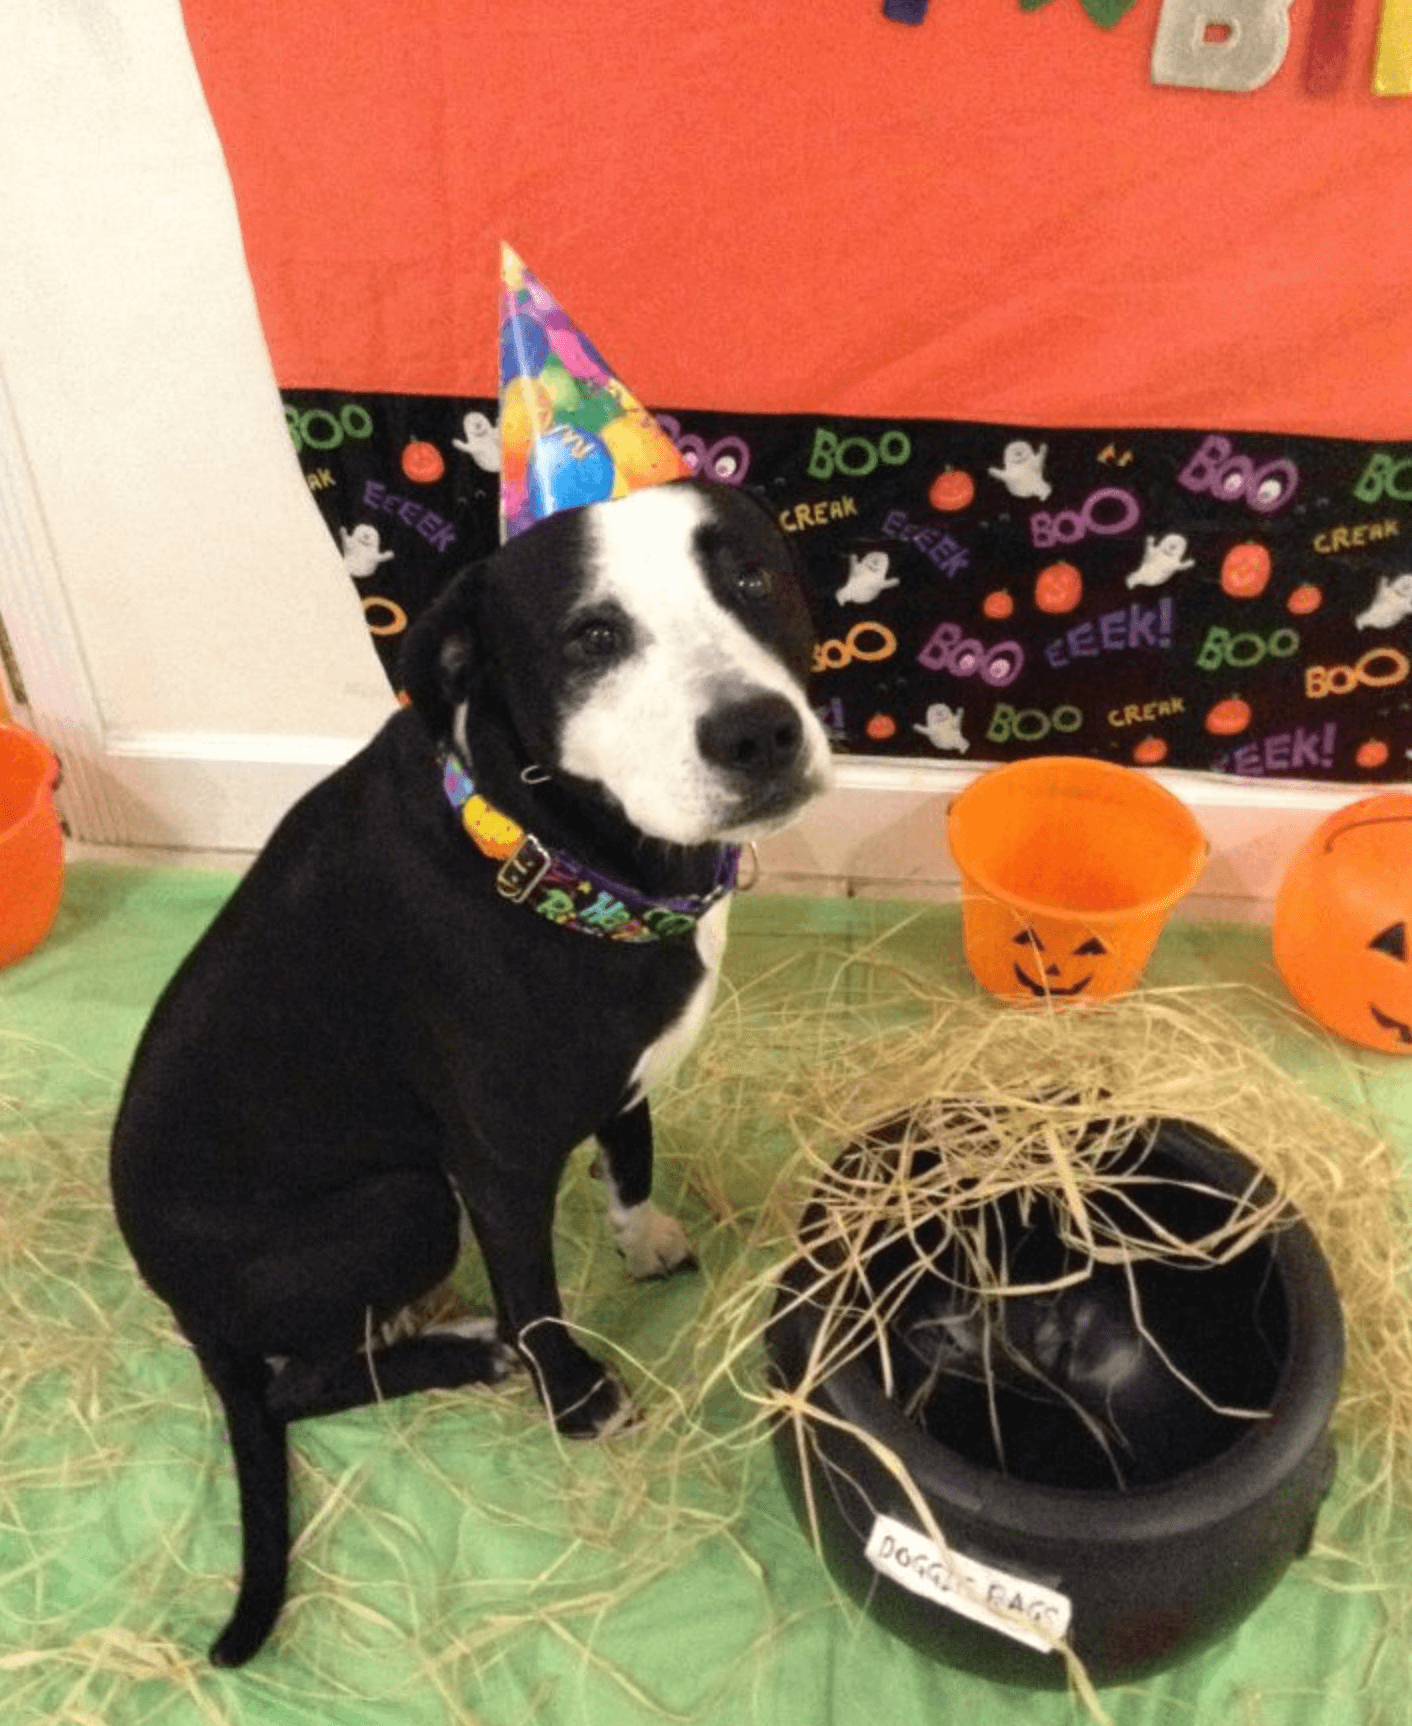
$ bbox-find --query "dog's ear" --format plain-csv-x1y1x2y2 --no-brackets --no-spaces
398,566,484,738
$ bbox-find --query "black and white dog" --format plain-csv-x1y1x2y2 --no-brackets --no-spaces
110,477,831,1667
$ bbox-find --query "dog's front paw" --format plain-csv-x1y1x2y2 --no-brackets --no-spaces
611,1202,696,1280
559,1370,639,1439
515,1319,639,1438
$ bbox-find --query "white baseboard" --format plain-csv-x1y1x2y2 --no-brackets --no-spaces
77,730,370,853
71,735,1397,920
754,757,1388,918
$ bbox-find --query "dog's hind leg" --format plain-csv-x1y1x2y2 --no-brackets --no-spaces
175,1166,476,1662
194,1342,290,1669
595,1099,695,1280
267,1321,516,1422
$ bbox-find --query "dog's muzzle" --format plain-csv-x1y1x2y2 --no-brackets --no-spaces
696,692,824,830
698,692,805,779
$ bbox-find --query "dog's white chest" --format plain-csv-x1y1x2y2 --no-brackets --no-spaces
626,898,731,1106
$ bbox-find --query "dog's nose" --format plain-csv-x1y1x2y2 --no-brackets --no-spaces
697,693,804,778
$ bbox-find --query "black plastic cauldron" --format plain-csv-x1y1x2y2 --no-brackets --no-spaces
766,1112,1344,1684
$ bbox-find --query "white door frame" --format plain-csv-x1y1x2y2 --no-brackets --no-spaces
0,364,364,853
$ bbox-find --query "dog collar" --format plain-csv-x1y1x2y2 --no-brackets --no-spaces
438,748,739,942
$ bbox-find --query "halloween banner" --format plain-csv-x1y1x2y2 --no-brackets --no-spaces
285,390,1412,784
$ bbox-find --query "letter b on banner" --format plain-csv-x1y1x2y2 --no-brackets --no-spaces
1151,0,1293,90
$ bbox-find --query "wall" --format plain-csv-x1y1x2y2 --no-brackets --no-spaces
0,2,1401,887
0,4,392,788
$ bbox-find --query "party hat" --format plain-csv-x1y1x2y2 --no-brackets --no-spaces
497,243,690,542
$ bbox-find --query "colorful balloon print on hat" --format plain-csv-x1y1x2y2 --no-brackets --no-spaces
498,244,689,542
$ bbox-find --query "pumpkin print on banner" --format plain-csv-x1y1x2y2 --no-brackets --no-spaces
1273,794,1412,1053
1221,542,1273,599
283,391,1412,786
1034,562,1084,616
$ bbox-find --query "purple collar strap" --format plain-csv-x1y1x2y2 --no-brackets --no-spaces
438,748,739,942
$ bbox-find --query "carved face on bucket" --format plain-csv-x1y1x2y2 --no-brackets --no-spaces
1012,927,1110,998
1366,921,1412,1047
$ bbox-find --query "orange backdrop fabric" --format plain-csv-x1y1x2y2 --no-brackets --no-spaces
181,0,1412,438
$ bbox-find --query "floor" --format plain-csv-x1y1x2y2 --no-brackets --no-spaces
1,861,1409,1726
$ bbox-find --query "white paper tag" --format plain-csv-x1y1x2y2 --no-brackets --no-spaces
863,1513,1072,1656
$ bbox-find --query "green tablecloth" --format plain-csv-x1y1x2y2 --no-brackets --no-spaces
1,865,1407,1725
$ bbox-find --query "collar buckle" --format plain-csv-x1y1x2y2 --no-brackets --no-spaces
496,833,552,903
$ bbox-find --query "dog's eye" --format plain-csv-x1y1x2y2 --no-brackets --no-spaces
732,565,773,603
566,616,625,662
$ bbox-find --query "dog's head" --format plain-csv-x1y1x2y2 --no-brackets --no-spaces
403,479,832,846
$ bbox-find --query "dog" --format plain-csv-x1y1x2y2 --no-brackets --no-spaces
110,477,832,1667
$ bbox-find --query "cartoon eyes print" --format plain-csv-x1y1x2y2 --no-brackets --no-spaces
654,417,751,486
704,439,749,482
1012,929,1109,998
1215,468,1285,509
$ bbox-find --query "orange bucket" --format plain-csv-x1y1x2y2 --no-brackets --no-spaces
948,756,1207,1002
0,725,64,969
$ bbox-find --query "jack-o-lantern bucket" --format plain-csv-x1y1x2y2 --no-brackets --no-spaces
0,725,64,970
1273,792,1412,1054
948,756,1208,1002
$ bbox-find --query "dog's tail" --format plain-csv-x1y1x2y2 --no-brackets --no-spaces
194,1341,290,1668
